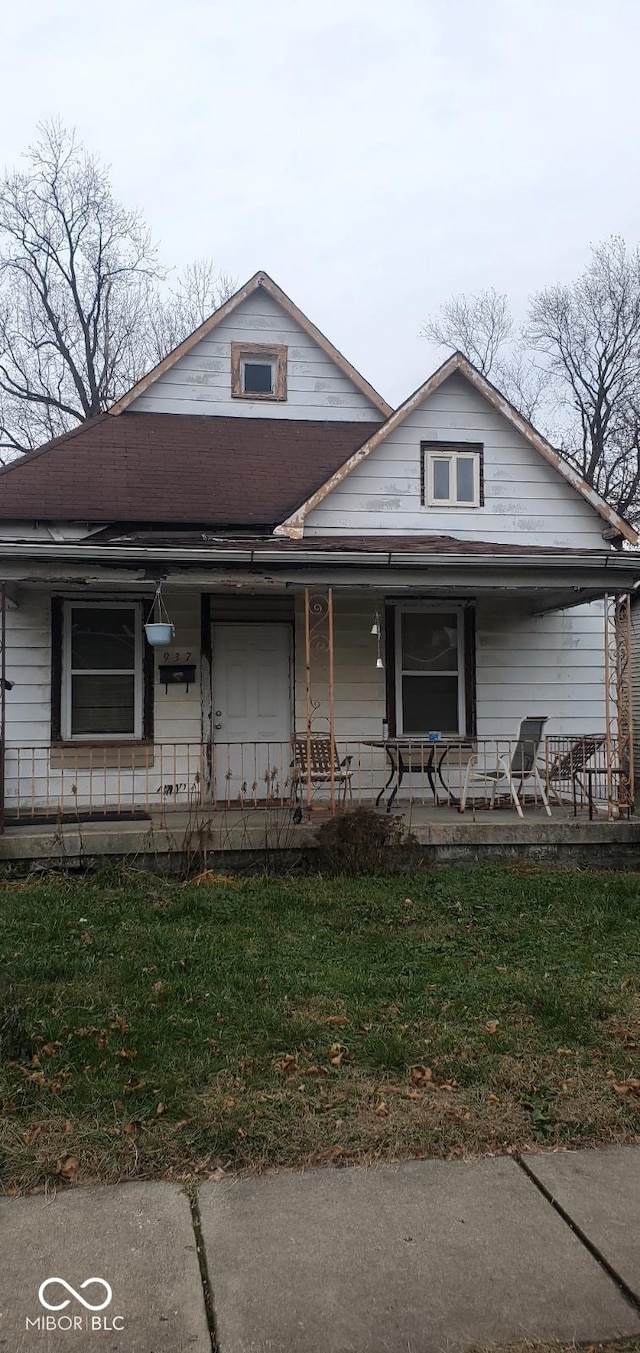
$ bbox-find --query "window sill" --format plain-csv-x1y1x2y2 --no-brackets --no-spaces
230,390,287,402
50,742,154,770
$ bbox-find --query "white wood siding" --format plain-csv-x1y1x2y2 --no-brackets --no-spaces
129,291,383,422
305,373,607,547
475,601,605,737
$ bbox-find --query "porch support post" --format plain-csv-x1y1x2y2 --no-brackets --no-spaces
604,593,634,818
0,584,5,834
604,594,616,819
304,586,313,814
303,587,336,816
616,593,634,813
328,587,335,813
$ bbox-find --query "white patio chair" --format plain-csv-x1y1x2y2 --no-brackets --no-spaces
459,716,552,818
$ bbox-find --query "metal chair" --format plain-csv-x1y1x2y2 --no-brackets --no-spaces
547,734,606,818
459,716,551,818
291,735,354,814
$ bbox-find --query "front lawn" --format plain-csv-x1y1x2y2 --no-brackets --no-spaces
1,866,640,1191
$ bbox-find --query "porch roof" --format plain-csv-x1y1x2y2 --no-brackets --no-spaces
0,532,637,613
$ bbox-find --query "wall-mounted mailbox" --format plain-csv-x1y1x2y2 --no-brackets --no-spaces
158,664,196,694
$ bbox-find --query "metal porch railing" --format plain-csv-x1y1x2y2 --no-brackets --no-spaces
1,734,629,824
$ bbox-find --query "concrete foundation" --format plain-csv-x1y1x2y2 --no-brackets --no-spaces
0,804,638,869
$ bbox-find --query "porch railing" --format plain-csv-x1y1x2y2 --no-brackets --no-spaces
2,733,629,824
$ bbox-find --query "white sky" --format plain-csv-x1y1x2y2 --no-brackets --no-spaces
2,0,640,407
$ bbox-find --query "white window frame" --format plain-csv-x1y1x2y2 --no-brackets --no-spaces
62,600,144,741
241,356,275,395
231,341,288,401
394,604,466,736
423,446,481,508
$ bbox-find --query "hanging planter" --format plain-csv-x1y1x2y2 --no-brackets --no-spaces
144,583,175,646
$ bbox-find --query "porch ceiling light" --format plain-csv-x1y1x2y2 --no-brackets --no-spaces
144,582,175,646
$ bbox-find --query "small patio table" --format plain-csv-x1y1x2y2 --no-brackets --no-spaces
365,738,470,811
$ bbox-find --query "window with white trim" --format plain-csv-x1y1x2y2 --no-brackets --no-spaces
62,602,143,740
395,607,466,735
422,443,482,507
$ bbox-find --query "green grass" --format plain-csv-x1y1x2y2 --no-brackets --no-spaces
1,865,640,1191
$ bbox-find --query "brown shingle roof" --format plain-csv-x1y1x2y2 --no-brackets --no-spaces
97,531,613,558
0,412,380,525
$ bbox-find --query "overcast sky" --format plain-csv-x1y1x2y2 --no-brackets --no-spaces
2,0,640,407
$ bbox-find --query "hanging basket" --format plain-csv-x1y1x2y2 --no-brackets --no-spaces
144,584,175,646
144,621,174,646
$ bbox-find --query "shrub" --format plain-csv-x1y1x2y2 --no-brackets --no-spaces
314,806,412,876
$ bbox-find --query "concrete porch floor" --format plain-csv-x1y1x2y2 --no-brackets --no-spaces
1,798,639,865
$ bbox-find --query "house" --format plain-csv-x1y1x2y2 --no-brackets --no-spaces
0,270,637,857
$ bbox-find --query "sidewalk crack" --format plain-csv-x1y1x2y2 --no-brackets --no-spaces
515,1152,640,1316
187,1187,220,1352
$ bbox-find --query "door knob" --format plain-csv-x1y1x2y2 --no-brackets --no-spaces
215,710,222,716
215,722,222,730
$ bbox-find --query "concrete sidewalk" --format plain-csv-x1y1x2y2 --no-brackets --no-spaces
1,1146,639,1352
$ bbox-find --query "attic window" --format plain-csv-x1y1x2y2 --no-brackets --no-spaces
231,342,287,401
421,442,483,508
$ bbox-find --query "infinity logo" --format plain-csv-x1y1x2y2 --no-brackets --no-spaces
38,1278,113,1312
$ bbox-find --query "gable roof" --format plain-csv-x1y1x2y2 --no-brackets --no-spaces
109,271,393,418
0,412,380,525
274,351,638,545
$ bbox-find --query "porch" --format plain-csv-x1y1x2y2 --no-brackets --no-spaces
0,534,636,853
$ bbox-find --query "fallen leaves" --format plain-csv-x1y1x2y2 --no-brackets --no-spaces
329,1043,349,1067
409,1065,433,1087
57,1155,78,1182
485,1020,499,1035
607,1070,640,1096
189,870,235,887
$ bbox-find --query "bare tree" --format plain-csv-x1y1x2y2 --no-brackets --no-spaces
421,288,513,376
528,237,640,521
421,239,640,524
144,258,236,366
0,122,233,455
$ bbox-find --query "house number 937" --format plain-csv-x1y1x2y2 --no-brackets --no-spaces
161,651,192,663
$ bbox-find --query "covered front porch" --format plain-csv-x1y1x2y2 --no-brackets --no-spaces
0,534,636,850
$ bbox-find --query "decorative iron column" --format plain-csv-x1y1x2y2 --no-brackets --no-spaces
0,586,6,833
303,587,336,813
604,593,634,817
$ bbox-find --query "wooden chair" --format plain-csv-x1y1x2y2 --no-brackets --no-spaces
459,716,551,818
546,734,606,818
291,736,354,815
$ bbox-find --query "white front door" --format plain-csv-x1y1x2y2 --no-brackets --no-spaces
211,624,292,801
